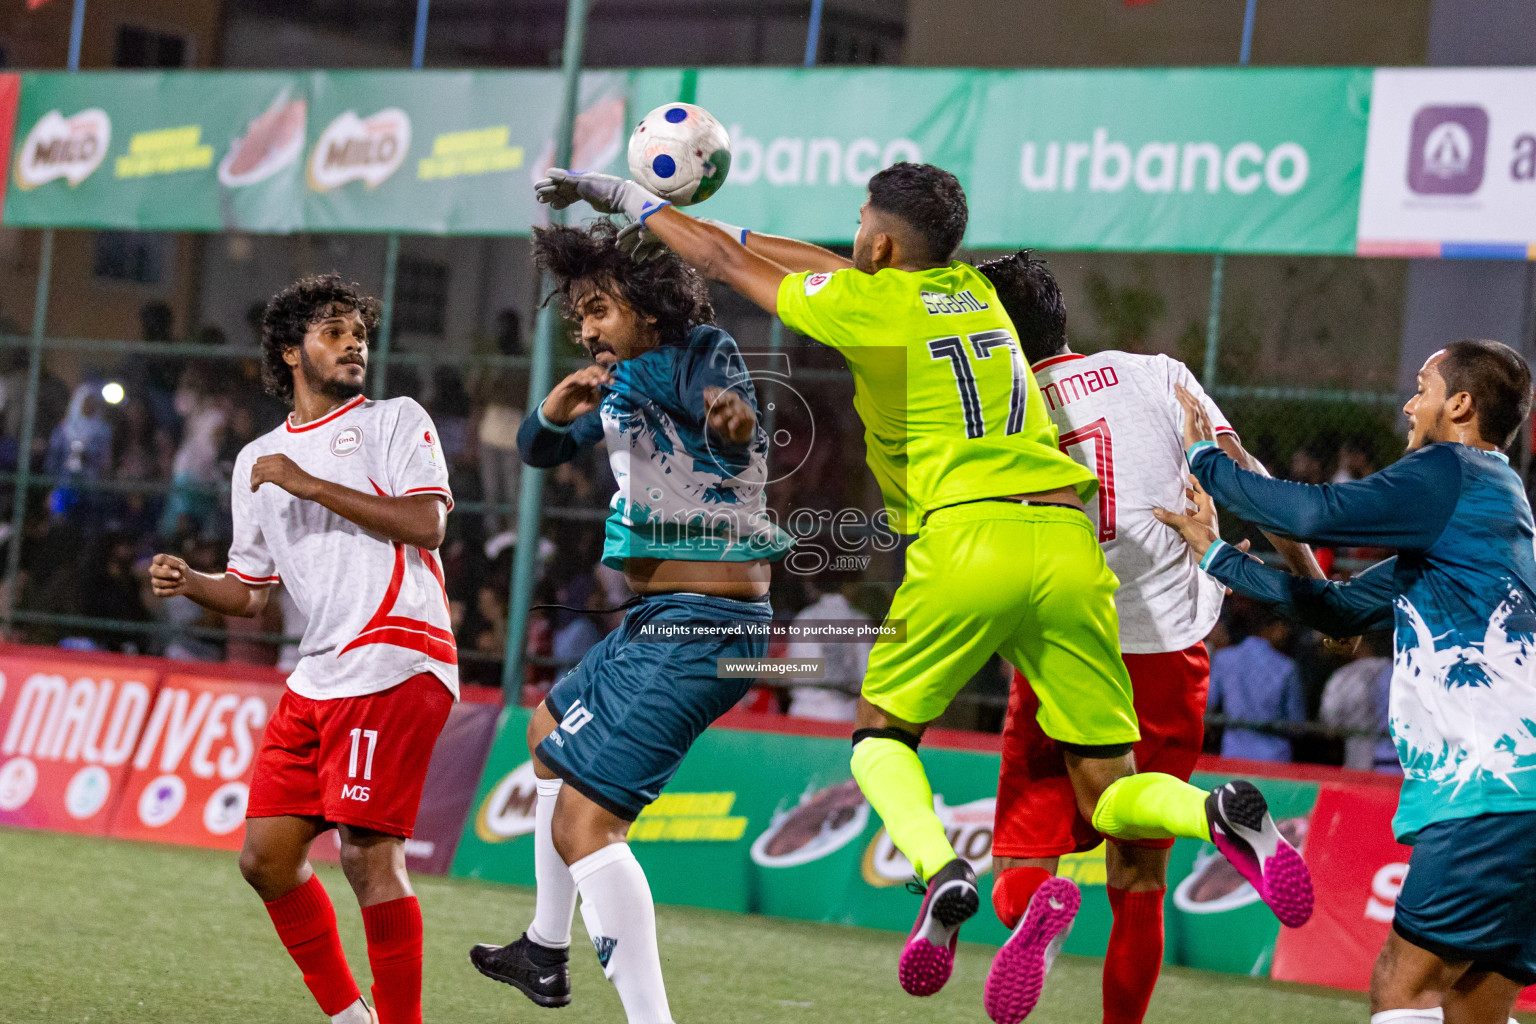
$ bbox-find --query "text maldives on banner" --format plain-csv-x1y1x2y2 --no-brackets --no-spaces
1357,68,1536,258
626,69,984,244
0,652,160,836
969,68,1371,254
110,673,279,851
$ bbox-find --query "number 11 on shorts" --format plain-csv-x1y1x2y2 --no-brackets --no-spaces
348,728,379,781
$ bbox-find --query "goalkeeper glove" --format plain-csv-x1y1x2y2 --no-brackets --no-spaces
533,168,669,223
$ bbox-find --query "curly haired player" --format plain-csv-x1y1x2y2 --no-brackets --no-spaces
468,220,790,1024
151,274,457,1024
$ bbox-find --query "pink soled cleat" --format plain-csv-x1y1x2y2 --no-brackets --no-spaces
898,857,979,996
1206,780,1314,927
983,876,1080,1024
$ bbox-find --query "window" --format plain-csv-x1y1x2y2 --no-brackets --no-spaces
113,26,188,69
394,257,449,336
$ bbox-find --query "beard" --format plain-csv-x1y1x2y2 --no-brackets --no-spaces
299,345,365,401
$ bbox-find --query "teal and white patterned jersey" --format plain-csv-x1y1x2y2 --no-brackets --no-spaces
519,324,792,569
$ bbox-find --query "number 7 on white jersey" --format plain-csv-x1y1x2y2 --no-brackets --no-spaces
1058,417,1116,543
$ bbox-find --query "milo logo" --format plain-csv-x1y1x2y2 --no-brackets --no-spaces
15,108,111,189
474,759,539,843
309,108,410,191
862,794,994,886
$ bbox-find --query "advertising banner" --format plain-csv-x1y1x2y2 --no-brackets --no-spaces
969,68,1371,254
5,67,1368,254
0,650,162,836
1357,68,1536,259
109,672,280,850
1273,780,1536,1010
627,68,986,247
453,710,1320,973
3,70,628,234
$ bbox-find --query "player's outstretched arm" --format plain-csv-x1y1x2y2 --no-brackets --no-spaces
1176,385,1458,550
736,229,852,275
644,206,792,315
249,454,447,549
1214,432,1328,580
1151,480,1395,637
531,168,792,313
150,554,270,618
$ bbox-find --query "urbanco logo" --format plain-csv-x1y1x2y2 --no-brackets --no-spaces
726,125,921,187
1019,129,1309,197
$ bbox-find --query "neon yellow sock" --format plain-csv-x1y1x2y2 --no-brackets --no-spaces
1090,772,1212,843
850,737,956,882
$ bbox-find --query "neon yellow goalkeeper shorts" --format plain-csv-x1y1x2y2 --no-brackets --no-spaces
862,502,1140,747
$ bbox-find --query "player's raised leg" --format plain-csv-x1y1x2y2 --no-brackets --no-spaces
469,700,576,1008
1087,767,1313,927
240,814,373,1024
850,696,980,998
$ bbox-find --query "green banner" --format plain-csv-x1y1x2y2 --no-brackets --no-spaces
4,70,627,234
968,68,1372,254
452,709,1319,973
3,67,1368,253
627,68,988,246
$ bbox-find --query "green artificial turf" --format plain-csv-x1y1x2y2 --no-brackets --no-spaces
0,826,1382,1023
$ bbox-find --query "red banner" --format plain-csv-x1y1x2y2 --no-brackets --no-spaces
1275,781,1536,1010
0,651,162,836
1273,783,1410,989
0,645,496,877
110,673,282,850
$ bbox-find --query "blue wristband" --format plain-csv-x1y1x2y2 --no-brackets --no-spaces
537,405,573,434
1198,539,1230,572
1186,439,1219,464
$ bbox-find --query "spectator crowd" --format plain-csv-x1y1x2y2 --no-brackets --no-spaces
0,299,1410,771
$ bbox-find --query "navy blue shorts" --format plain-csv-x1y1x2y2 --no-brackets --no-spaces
1393,809,1536,984
537,592,770,820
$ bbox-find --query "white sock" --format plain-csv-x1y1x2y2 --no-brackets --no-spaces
526,777,577,949
570,843,673,1024
331,998,372,1024
1370,1010,1442,1023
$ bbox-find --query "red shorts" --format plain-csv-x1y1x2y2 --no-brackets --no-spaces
247,673,453,838
994,643,1210,858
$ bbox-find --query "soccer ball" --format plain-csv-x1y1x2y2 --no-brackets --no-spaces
627,103,731,206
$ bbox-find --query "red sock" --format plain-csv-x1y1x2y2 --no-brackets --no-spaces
991,866,1054,929
1103,886,1165,1024
362,896,424,1024
263,874,362,1016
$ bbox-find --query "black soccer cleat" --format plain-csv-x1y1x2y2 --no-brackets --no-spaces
470,933,572,1008
899,857,980,996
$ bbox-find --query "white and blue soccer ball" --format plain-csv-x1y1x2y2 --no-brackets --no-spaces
627,103,731,206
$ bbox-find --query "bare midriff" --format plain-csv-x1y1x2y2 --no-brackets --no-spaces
623,557,772,601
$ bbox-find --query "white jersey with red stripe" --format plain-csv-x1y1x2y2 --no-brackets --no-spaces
227,394,458,700
1032,350,1233,654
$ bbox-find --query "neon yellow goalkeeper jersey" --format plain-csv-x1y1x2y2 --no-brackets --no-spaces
777,262,1097,534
